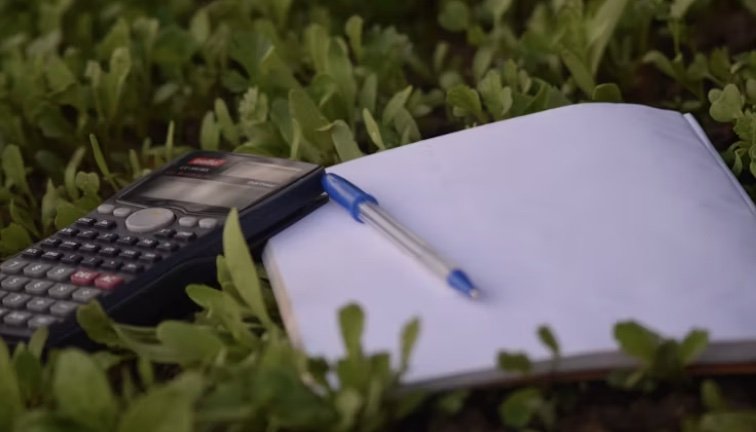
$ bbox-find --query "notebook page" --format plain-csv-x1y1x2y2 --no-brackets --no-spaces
265,103,756,384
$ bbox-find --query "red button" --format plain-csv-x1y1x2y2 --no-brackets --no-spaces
94,274,124,290
71,270,100,286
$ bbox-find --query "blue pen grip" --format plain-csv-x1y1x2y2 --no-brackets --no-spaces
322,173,378,222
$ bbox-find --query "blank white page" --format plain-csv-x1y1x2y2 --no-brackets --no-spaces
264,103,756,385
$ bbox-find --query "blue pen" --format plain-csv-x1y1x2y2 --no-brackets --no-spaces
322,173,480,299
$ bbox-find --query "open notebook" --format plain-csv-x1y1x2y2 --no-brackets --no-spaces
263,103,756,389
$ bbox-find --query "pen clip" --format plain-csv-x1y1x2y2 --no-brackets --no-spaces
322,173,378,222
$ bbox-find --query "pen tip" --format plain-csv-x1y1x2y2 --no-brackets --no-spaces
448,270,480,299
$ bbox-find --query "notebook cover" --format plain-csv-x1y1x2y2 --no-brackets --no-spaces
264,103,756,388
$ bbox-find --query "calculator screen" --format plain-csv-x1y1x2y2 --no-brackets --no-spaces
119,153,313,213
132,176,265,210
223,162,301,184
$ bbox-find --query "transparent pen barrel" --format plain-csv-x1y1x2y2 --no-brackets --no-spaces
359,203,454,277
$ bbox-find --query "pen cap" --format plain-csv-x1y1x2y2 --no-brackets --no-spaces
322,173,378,222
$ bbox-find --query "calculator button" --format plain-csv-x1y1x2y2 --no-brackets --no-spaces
22,248,43,258
156,242,178,252
59,227,79,237
2,276,29,291
70,270,99,286
97,204,115,215
137,238,158,249
47,266,76,282
4,310,31,326
72,288,102,303
1,260,27,274
97,233,119,243
0,290,6,299
28,315,59,329
113,207,134,218
174,231,197,242
49,283,77,299
101,260,122,271
125,208,175,233
0,274,5,282
94,220,116,230
25,280,53,295
3,293,30,309
100,247,120,257
0,307,7,318
138,253,161,263
23,263,52,278
42,237,63,247
26,297,54,312
121,263,143,274
75,217,97,227
80,243,100,254
59,241,80,251
50,301,78,317
119,250,140,260
117,236,139,246
94,274,124,290
155,229,176,238
81,257,102,268
77,230,98,240
178,216,197,227
61,254,83,265
41,251,64,261
198,218,218,229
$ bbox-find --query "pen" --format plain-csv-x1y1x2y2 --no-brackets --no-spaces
322,173,480,299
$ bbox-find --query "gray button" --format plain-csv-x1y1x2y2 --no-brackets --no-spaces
27,297,54,312
25,280,53,295
50,301,78,317
4,310,31,326
47,266,76,282
2,293,30,308
125,208,175,233
198,218,218,229
0,273,6,281
0,307,6,318
178,216,198,227
2,276,29,291
49,283,76,299
113,207,134,218
0,260,28,274
28,315,59,329
97,204,115,215
72,288,102,303
23,263,52,278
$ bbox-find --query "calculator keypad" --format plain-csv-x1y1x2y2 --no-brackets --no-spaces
0,209,211,334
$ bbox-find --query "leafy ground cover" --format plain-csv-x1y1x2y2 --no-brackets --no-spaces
0,0,755,430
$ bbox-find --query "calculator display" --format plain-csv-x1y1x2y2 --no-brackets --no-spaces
130,176,263,210
223,162,301,184
120,153,313,214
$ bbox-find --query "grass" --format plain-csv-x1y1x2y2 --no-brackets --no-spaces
0,0,755,430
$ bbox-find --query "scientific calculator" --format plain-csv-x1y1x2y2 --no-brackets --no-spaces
0,151,324,346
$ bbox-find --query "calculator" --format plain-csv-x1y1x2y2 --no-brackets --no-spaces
0,151,324,346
